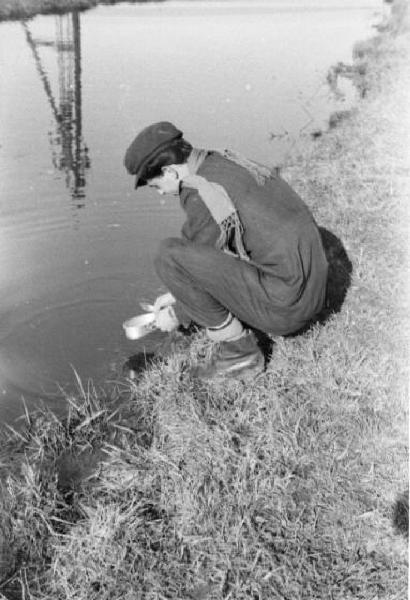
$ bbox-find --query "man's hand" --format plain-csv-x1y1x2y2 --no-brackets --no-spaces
140,292,177,332
155,305,178,332
153,292,176,312
140,292,175,313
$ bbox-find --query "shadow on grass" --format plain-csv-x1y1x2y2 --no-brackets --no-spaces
318,226,353,321
392,489,409,538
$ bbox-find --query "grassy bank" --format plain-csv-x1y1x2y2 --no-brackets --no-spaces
0,0,163,22
1,5,409,600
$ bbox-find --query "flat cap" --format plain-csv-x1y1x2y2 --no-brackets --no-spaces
124,121,183,188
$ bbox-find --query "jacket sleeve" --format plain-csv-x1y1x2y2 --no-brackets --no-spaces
180,186,220,246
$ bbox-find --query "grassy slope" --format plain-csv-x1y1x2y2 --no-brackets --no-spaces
1,8,409,600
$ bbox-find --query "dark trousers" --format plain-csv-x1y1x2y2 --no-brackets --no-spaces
154,237,319,335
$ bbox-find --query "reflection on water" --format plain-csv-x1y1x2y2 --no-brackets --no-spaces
0,1,384,428
22,12,90,206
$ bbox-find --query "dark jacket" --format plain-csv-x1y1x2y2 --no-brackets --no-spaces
179,151,328,334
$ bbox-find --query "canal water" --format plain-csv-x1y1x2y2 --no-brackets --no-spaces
0,0,385,425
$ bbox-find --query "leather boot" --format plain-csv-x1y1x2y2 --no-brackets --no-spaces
191,330,264,381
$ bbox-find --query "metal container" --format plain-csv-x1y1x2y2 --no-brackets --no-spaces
122,313,156,340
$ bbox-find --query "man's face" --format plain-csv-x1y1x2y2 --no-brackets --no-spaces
146,167,180,196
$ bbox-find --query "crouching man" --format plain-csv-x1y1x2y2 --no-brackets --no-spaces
124,121,328,380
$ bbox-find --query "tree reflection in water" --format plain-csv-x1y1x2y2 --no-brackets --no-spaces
22,11,90,208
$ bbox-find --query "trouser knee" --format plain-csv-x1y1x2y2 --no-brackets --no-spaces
154,237,185,282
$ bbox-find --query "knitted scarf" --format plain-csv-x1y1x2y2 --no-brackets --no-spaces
182,148,274,261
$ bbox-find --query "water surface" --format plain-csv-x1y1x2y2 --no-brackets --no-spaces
0,0,385,425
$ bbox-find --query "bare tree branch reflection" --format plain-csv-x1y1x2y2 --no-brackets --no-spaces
22,12,90,207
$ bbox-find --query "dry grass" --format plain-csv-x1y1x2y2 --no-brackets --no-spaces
0,4,409,600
